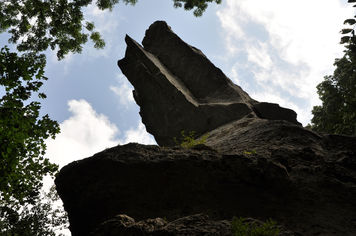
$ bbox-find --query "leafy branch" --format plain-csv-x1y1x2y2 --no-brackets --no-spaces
0,0,221,59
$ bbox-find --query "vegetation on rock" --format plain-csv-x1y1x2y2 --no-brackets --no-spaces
173,130,209,148
243,149,257,156
231,217,280,236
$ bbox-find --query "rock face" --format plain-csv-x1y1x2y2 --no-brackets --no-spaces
91,214,295,236
117,21,300,146
55,21,356,236
91,214,232,236
56,136,356,236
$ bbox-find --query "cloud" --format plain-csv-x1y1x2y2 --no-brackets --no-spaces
45,99,156,168
119,122,156,145
44,99,123,236
110,73,135,108
82,3,121,58
45,99,120,167
43,99,154,236
217,0,353,125
246,42,272,70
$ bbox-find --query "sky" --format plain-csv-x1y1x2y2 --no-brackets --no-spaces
1,0,354,235
16,0,355,168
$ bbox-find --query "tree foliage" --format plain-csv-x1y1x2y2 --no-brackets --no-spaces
0,46,59,205
340,0,356,46
0,0,221,60
0,185,68,236
311,55,356,135
310,0,356,136
173,0,222,17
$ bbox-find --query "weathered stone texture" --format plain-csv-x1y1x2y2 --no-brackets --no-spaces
91,214,296,236
118,21,301,146
56,135,356,236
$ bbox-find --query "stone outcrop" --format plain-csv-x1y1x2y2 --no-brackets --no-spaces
91,214,295,236
117,21,300,146
91,214,232,236
56,135,356,235
55,21,356,236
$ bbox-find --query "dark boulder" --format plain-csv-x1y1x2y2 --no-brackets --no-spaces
56,135,356,236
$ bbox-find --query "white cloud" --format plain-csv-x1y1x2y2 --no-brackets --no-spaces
45,99,120,167
235,0,348,68
119,122,156,145
216,1,248,54
48,51,74,75
45,99,156,168
82,3,121,58
217,0,353,125
246,42,272,70
110,73,135,108
44,99,121,235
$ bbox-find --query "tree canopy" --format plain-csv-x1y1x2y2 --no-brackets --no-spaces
311,54,356,135
0,0,221,60
0,185,68,236
0,46,60,206
310,0,356,136
173,0,222,17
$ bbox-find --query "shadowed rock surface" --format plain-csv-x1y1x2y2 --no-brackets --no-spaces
117,21,301,146
56,136,356,236
91,214,232,236
55,21,356,236
90,214,296,236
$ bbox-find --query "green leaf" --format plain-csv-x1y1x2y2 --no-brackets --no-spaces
0,46,60,206
85,21,95,31
344,19,356,25
90,32,105,49
340,36,351,44
341,28,353,34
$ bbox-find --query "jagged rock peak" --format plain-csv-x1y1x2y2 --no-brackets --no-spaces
118,21,301,146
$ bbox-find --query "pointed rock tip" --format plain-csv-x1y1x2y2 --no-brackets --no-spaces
124,34,133,43
145,21,171,36
151,20,169,27
123,34,142,49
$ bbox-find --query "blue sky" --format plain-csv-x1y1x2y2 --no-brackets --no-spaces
2,1,354,167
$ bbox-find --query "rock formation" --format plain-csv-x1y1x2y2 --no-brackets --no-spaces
56,137,356,236
91,214,295,236
91,214,232,236
117,21,301,146
55,21,356,236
